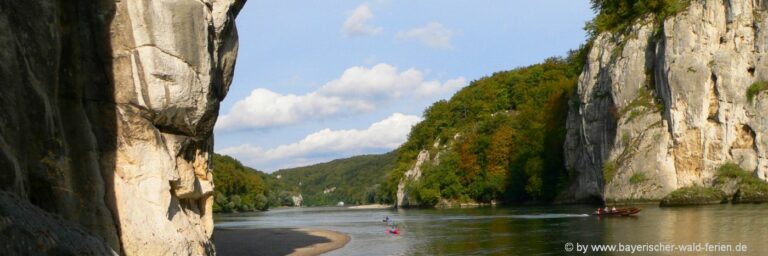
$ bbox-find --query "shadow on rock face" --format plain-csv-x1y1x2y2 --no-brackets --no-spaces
0,0,121,254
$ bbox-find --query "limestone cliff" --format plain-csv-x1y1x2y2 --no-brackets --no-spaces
564,0,768,202
0,0,244,255
396,149,430,207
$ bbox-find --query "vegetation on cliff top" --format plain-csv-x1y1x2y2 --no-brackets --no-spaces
273,152,397,206
384,47,587,206
586,0,691,36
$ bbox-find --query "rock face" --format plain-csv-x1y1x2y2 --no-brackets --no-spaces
0,191,117,255
0,0,244,255
292,194,304,207
565,0,768,202
396,150,430,207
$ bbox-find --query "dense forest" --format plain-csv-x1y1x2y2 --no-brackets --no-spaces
382,49,587,206
273,152,397,206
212,154,276,213
212,152,396,211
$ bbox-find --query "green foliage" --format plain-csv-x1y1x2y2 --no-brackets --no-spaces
212,154,271,213
629,172,647,184
666,186,724,200
621,133,631,146
747,81,768,103
273,152,397,206
603,160,618,185
420,150,466,200
417,187,441,207
386,47,587,205
716,162,750,182
660,185,726,206
619,88,661,124
715,162,768,203
586,0,691,36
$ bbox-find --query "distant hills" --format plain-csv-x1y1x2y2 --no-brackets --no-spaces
212,152,396,211
273,151,397,206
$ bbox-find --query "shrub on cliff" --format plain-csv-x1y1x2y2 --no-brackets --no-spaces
587,0,691,36
660,186,727,207
715,163,768,203
746,81,768,103
603,160,618,185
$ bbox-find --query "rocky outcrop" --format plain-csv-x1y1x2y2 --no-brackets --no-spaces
292,194,304,207
0,0,244,255
396,149,430,207
565,0,768,202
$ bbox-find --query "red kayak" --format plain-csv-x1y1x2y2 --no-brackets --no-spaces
387,228,400,235
593,207,641,216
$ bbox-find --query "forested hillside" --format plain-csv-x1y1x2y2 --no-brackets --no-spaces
212,154,272,212
384,49,587,206
273,152,397,206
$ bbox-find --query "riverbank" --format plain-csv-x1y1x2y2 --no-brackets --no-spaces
348,204,392,209
213,228,350,256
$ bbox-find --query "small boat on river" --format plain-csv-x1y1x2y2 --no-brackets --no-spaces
593,207,641,216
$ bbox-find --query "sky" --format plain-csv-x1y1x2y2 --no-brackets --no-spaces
214,0,595,172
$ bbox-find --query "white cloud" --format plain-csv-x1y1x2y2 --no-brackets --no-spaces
216,63,465,131
396,22,454,49
342,4,383,37
215,89,373,130
318,63,464,98
219,113,422,171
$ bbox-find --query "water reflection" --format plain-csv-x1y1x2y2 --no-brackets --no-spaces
214,204,768,255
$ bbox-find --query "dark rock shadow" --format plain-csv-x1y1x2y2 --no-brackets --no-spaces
0,0,121,254
213,228,332,256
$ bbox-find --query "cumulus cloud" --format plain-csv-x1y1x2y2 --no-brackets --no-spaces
219,113,422,171
215,90,373,130
396,22,454,49
318,63,464,97
342,4,383,37
216,63,465,131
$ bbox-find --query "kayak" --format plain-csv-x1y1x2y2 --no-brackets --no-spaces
387,228,400,235
593,207,641,216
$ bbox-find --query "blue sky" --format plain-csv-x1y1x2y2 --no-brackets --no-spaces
214,1,595,172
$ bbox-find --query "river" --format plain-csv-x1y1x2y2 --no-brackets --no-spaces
215,204,768,255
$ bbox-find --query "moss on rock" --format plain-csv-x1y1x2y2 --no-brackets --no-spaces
659,186,727,207
714,162,768,203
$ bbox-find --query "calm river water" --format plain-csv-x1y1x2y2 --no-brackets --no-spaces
215,204,768,255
